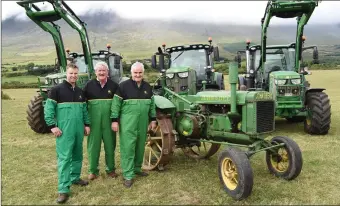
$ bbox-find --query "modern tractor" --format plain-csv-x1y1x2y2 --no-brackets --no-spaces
151,38,225,92
17,0,126,134
144,47,303,200
236,0,331,135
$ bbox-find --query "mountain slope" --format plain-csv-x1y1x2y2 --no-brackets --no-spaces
2,10,340,64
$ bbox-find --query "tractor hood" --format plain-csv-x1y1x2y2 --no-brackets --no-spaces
166,66,190,73
269,71,300,79
192,90,274,105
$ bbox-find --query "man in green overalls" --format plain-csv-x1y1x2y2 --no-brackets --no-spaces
84,61,119,180
111,61,157,188
44,63,91,204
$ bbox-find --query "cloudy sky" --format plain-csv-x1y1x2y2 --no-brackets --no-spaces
2,1,340,25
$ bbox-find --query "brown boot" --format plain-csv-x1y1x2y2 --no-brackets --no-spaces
88,174,98,180
56,193,69,204
72,179,89,186
123,179,133,188
107,171,119,178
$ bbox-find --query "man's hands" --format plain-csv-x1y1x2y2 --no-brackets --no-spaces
84,126,90,136
111,122,119,132
51,127,62,137
148,121,157,131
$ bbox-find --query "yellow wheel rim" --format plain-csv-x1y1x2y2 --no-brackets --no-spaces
270,148,289,172
221,158,238,190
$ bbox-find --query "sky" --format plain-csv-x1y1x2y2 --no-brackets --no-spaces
2,1,340,25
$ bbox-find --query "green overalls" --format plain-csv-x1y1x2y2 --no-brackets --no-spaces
84,79,118,176
111,79,156,180
44,81,90,194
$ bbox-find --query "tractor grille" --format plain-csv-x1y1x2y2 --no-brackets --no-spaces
256,101,275,133
166,76,188,93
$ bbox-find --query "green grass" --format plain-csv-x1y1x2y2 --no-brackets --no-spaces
2,70,340,205
2,75,39,84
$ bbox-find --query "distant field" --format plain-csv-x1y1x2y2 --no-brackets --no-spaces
2,75,38,84
1,70,340,205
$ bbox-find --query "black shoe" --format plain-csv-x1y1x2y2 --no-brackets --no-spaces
56,193,69,204
136,171,149,177
72,179,89,186
123,179,133,188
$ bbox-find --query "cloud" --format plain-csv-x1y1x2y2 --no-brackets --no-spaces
2,1,340,25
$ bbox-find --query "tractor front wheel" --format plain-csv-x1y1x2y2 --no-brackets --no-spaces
26,94,51,134
218,147,253,200
304,92,331,135
266,136,302,180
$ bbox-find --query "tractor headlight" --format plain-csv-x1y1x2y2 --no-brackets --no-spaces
290,78,301,85
275,79,287,86
178,72,189,78
166,73,174,79
58,78,65,84
45,79,49,85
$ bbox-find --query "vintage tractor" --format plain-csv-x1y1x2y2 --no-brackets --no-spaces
144,48,303,200
151,38,224,91
236,0,331,135
17,0,126,134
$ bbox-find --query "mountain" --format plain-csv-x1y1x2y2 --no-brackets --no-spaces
2,10,340,64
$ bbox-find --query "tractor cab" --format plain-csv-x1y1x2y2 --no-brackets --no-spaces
151,38,224,92
44,45,125,89
236,41,319,90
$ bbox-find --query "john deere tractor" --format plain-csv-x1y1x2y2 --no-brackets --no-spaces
236,0,331,135
144,48,303,200
17,0,126,134
151,38,225,92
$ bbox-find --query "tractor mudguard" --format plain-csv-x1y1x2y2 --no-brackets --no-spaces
154,95,176,109
305,88,325,95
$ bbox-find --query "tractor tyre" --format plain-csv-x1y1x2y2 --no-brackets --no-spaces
304,92,331,135
26,94,51,134
286,116,306,123
266,136,302,180
220,75,225,90
218,147,253,200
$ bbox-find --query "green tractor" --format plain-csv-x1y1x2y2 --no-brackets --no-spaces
236,0,331,135
151,38,225,92
144,48,303,200
17,0,126,134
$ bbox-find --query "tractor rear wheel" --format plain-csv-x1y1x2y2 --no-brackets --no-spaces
26,94,51,134
218,147,253,200
266,136,302,180
304,92,331,135
142,112,175,171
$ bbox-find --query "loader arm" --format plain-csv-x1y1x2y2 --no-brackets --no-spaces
17,0,94,77
260,0,319,74
17,2,67,72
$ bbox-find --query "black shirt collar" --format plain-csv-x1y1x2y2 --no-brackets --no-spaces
130,78,144,88
63,80,76,89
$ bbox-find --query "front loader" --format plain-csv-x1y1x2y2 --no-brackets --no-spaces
236,0,331,135
17,0,126,134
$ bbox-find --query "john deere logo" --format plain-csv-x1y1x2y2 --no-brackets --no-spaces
108,90,112,94
144,91,148,94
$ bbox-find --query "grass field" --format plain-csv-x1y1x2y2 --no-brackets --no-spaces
2,70,340,205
